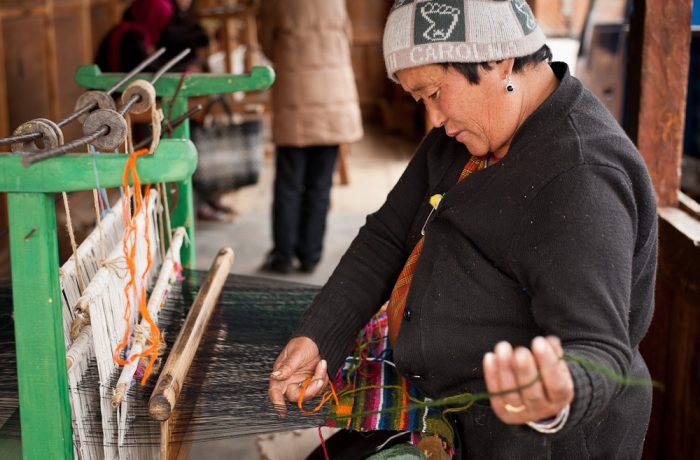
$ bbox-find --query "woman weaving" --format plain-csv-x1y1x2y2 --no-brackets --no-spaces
269,1,657,458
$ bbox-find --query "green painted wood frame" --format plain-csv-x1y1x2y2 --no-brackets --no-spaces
1,64,274,460
0,141,196,460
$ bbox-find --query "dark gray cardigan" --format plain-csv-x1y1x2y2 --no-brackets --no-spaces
294,63,658,459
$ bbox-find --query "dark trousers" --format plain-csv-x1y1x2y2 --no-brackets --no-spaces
271,145,339,265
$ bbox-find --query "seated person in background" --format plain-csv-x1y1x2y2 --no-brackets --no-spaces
95,0,173,72
158,0,210,73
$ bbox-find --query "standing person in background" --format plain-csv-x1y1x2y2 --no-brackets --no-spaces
259,0,364,274
95,0,174,72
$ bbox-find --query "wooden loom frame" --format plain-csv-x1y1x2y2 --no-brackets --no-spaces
0,66,274,460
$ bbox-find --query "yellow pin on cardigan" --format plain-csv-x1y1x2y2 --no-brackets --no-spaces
429,194,443,209
421,194,445,236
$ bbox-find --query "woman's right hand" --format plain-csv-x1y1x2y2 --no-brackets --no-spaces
268,336,328,417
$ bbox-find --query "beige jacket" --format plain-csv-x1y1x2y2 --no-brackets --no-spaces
259,0,363,147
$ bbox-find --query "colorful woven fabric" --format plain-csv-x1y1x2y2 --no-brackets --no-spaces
327,311,454,452
387,155,487,344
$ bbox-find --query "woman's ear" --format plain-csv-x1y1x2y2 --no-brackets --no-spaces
495,58,516,80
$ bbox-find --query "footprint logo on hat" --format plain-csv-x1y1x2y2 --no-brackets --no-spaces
512,0,537,33
420,2,461,42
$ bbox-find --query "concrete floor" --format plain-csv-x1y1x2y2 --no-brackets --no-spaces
189,126,414,459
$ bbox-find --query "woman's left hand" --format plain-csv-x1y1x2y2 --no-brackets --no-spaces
482,336,574,425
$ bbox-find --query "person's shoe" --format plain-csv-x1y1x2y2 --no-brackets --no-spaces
261,255,293,274
208,200,237,218
196,202,235,223
299,260,318,274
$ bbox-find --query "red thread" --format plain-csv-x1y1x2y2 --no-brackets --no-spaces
317,426,330,460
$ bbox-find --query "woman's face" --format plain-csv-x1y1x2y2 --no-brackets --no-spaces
396,62,522,159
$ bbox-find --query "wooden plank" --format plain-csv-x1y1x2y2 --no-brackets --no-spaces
679,191,700,219
53,0,84,9
642,209,700,458
54,7,89,141
90,2,116,57
0,139,197,193
639,277,673,460
44,0,61,121
647,206,700,460
656,208,700,306
346,0,392,45
3,15,51,131
74,64,275,97
80,0,92,63
635,0,692,206
0,19,8,140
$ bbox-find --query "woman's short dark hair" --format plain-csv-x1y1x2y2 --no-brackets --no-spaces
441,44,553,85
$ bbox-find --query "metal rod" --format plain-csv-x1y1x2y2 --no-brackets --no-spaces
0,48,167,146
119,48,191,117
105,47,167,95
151,48,191,85
22,49,192,166
133,104,202,151
22,127,107,167
59,47,168,127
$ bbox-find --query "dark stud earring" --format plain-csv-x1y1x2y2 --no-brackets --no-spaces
506,75,515,92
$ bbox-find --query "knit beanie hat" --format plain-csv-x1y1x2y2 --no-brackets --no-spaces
383,0,546,82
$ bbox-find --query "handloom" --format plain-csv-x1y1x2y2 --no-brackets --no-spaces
0,55,275,460
0,272,327,450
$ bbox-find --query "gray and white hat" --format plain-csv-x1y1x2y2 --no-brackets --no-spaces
383,0,546,82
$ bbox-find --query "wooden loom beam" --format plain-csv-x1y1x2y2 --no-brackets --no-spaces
149,248,234,421
149,248,234,460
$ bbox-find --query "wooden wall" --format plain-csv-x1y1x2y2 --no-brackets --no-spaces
347,0,422,139
530,0,591,38
641,202,700,459
347,0,392,123
0,0,128,141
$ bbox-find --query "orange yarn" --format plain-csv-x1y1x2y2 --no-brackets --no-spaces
112,148,161,384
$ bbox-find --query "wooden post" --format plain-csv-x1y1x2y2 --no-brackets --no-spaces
223,17,234,74
44,0,61,121
80,0,93,64
337,143,350,186
244,9,260,72
0,19,7,138
632,0,692,206
149,247,234,421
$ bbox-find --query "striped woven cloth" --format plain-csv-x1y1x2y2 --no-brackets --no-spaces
326,311,454,453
